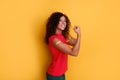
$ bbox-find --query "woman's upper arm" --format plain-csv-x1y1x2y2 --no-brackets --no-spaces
52,38,74,56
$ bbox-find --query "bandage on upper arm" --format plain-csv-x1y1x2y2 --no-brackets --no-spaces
55,41,61,45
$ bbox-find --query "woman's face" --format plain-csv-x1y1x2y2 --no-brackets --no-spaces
57,16,67,31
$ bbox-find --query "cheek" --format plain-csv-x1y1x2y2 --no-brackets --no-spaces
57,21,67,29
59,21,62,25
64,23,67,26
57,22,61,27
57,22,61,28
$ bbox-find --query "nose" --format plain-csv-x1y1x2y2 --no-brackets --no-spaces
62,21,66,25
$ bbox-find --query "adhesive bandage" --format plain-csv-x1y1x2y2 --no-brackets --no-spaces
56,41,61,45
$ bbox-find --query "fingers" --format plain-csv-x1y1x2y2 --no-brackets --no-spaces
74,25,80,29
73,25,81,34
73,26,80,31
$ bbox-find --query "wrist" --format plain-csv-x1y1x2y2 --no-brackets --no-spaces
77,33,81,37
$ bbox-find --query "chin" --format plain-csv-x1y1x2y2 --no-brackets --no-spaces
61,27,65,30
61,26,66,30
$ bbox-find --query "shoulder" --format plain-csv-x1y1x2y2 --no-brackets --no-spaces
49,35,57,40
48,34,59,43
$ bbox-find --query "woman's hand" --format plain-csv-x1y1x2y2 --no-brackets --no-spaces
73,26,81,36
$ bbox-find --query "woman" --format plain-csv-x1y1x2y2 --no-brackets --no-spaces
45,12,81,80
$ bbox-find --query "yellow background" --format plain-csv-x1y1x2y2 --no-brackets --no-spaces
0,0,120,80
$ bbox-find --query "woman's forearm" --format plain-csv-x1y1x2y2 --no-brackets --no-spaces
71,34,81,56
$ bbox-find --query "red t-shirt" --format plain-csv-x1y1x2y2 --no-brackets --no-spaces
47,33,68,76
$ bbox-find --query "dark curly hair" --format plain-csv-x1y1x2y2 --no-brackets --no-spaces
45,12,71,44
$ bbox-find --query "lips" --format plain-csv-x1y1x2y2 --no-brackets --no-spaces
61,25,66,29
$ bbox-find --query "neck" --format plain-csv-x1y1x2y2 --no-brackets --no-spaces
55,29,62,34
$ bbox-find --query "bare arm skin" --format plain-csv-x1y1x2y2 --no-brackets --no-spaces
66,35,77,46
52,26,81,56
